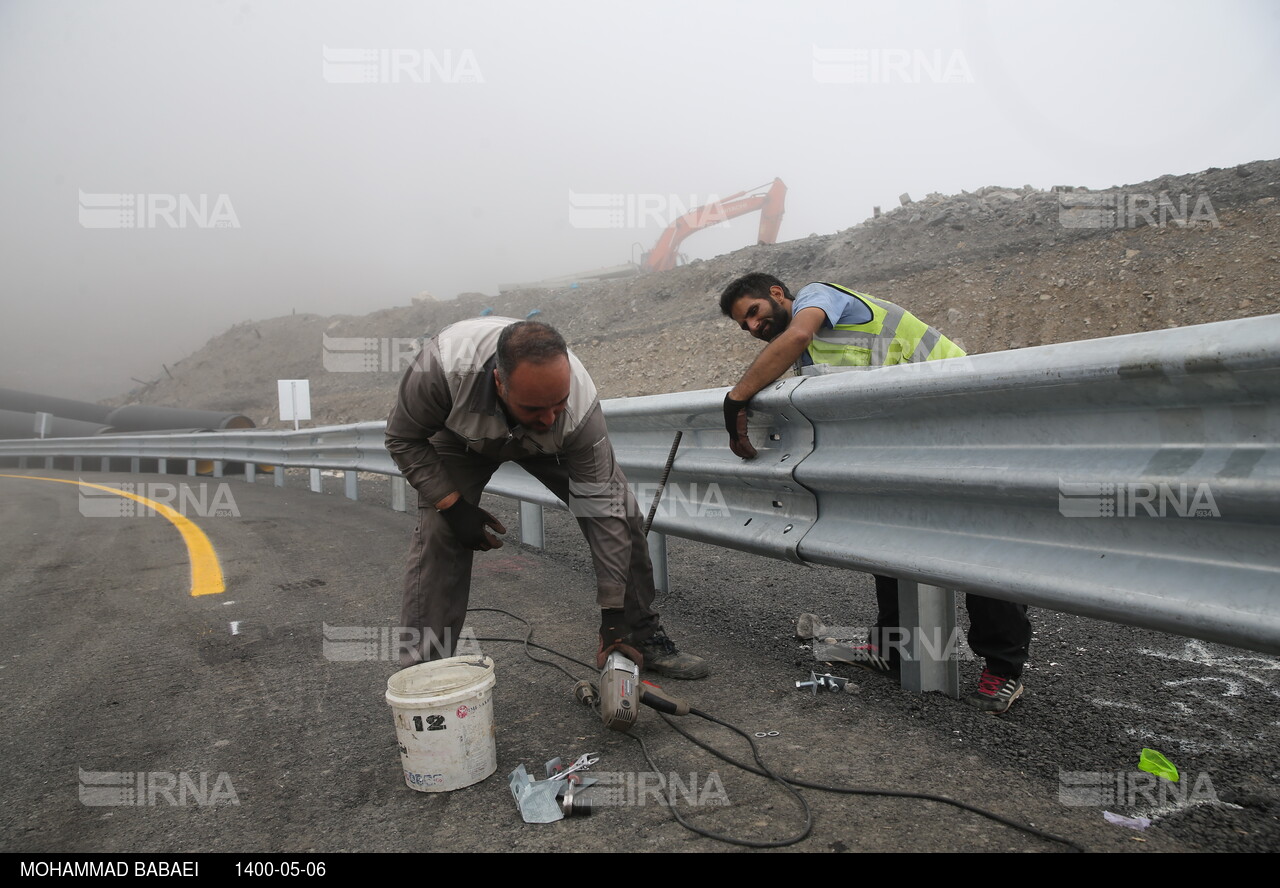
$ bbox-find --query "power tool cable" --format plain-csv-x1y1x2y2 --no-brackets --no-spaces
467,607,1084,852
662,711,1087,852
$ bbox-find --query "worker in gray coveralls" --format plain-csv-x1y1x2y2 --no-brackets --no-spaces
385,317,709,679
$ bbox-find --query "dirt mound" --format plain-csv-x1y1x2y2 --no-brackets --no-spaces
110,159,1280,427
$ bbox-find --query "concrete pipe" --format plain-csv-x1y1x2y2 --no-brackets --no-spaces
104,406,254,432
0,388,113,425
0,408,112,440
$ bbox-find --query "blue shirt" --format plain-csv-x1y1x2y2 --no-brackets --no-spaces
791,283,873,366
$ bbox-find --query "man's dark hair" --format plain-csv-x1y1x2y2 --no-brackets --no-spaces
718,272,792,316
496,321,568,383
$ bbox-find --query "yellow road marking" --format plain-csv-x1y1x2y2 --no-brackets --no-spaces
0,473,225,597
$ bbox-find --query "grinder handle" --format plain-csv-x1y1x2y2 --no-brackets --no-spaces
640,681,690,716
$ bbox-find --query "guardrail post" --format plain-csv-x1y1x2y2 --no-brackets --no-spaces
213,460,224,478
245,463,255,483
158,458,167,474
17,456,27,469
274,466,285,488
130,457,140,474
647,531,669,596
73,457,82,472
187,459,196,477
309,469,322,493
44,457,54,470
896,580,960,698
391,475,408,512
344,470,358,500
519,501,544,549
100,457,109,472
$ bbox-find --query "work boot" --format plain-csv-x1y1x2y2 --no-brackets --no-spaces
637,628,709,680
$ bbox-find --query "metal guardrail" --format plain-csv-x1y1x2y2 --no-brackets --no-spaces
489,378,818,562
3,315,1278,656
789,318,1280,655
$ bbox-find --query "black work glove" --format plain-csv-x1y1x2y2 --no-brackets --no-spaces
439,498,507,551
723,393,758,460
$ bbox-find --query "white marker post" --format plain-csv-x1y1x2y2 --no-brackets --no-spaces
277,379,312,431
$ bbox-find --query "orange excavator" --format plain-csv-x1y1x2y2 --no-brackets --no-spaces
497,178,787,293
638,178,787,272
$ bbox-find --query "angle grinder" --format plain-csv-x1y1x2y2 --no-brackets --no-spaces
575,651,690,732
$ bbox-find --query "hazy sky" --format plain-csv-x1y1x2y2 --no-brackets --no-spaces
2,0,1278,399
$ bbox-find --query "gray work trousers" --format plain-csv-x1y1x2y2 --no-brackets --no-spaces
398,434,661,667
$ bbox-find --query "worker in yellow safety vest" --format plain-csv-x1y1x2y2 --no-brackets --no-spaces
718,272,1030,713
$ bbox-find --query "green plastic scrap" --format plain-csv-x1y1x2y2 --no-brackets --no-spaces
1139,748,1179,783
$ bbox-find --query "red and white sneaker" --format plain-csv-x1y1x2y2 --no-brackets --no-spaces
818,641,898,675
964,669,1024,713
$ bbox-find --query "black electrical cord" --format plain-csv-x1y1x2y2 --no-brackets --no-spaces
467,608,1084,851
468,606,591,681
661,712,1088,853
627,717,812,848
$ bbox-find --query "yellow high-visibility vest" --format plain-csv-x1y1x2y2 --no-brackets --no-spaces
805,282,966,367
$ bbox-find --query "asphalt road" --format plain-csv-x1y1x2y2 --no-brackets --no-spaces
0,469,1276,854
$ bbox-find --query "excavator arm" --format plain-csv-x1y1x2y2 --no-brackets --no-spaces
640,178,786,273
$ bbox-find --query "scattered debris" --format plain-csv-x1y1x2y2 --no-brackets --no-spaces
1103,811,1152,831
1139,748,1179,783
796,671,852,695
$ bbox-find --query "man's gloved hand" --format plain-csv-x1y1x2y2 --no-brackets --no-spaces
723,393,758,460
438,498,507,550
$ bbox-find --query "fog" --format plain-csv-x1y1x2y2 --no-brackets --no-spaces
1,0,1277,399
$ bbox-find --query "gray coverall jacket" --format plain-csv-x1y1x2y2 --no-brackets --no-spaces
384,317,660,666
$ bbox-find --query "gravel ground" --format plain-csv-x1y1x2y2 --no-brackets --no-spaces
498,498,1280,851
286,470,1280,851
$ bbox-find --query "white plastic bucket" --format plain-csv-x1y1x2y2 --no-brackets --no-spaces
385,655,497,792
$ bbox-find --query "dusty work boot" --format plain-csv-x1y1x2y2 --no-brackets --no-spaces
637,628,710,680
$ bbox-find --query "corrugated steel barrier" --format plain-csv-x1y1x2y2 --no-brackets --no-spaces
2,315,1277,656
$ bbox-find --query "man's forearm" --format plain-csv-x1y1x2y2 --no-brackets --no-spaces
384,435,460,507
728,329,811,401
